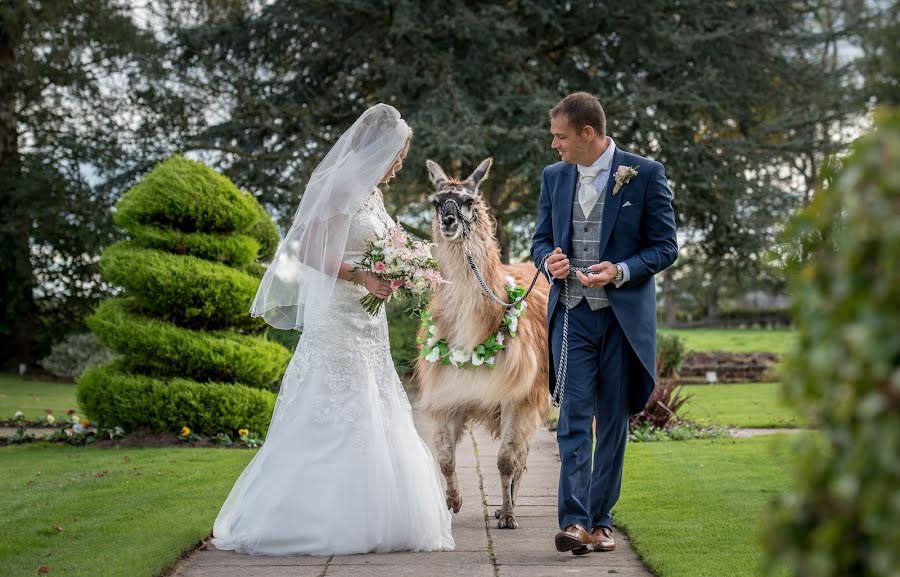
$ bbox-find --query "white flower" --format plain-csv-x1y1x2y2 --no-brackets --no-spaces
426,336,436,347
612,165,639,196
496,332,505,345
70,414,80,424
46,414,55,424
72,423,85,434
14,411,23,419
114,426,124,435
509,306,521,318
508,316,518,334
425,348,441,363
471,353,484,366
504,275,516,287
486,356,496,365
451,349,469,366
428,324,436,336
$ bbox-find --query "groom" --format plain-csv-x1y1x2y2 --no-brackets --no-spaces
530,92,677,555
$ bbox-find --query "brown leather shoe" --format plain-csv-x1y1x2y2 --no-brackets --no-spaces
555,524,591,555
591,526,615,551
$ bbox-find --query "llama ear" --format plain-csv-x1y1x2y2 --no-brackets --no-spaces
465,157,493,194
426,159,449,188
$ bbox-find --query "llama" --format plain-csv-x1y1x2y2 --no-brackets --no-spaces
416,157,551,529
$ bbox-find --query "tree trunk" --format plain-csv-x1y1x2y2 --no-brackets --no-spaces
495,216,510,264
0,23,35,370
705,289,719,322
662,269,676,327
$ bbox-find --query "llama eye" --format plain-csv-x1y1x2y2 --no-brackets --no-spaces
463,199,474,208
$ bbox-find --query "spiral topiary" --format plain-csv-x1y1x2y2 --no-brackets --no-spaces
77,155,290,437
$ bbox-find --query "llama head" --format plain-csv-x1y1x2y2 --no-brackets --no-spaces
426,157,493,241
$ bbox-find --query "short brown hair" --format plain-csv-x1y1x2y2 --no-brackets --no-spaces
550,92,606,137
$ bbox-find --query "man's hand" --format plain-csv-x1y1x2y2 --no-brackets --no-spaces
546,247,570,280
576,261,616,288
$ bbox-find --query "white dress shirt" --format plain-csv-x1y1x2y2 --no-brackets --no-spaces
544,137,630,288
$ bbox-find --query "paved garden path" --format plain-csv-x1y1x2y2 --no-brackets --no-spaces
172,404,654,577
728,427,804,438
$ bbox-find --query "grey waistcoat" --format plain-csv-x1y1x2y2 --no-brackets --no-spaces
567,192,610,310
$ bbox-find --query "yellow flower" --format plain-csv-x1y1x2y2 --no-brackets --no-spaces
238,428,249,437
180,426,191,437
80,419,90,427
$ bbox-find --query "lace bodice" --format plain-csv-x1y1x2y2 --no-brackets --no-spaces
272,185,410,448
344,188,395,262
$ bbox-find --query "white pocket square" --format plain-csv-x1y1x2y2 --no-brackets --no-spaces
622,201,633,207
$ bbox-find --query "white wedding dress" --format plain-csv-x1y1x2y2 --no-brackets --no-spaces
212,190,454,555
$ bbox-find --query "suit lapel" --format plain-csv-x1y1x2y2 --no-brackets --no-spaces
555,164,577,253
598,148,625,258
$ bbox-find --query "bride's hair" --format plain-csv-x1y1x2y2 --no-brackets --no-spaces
381,128,414,189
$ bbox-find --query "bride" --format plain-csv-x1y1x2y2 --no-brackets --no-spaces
212,103,454,555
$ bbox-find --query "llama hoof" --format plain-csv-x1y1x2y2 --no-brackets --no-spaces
446,493,462,514
494,509,501,519
496,513,519,529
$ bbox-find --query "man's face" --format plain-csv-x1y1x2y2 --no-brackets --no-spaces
550,114,591,165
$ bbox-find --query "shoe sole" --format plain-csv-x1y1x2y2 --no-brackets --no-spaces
555,533,586,553
593,543,616,552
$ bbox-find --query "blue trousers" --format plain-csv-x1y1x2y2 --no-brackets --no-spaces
551,300,632,530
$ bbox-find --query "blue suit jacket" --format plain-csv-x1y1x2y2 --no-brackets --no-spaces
530,148,678,414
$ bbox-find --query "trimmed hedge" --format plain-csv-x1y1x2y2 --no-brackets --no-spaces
100,241,262,329
246,200,280,262
79,155,286,436
763,110,900,577
78,360,275,436
87,299,289,389
114,155,259,233
128,224,261,267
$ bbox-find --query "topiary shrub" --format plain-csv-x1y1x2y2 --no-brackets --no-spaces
762,110,900,577
78,360,275,435
78,155,288,436
87,299,287,389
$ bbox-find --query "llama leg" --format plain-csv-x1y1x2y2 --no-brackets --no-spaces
510,439,530,509
496,404,538,529
435,409,467,514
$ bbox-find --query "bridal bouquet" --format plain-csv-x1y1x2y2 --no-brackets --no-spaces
354,219,445,316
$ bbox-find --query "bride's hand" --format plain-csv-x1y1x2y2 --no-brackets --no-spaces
359,271,393,300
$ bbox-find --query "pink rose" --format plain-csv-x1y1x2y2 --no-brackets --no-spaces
373,262,386,274
390,279,403,290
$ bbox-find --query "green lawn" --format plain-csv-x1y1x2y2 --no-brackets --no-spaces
0,375,80,419
0,444,254,577
660,328,795,354
681,383,805,429
616,435,796,577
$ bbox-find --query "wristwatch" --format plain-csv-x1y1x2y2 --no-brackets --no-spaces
614,264,624,285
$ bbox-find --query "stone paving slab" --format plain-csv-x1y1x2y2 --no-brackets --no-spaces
172,403,654,577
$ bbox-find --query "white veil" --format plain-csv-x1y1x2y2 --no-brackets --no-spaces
250,103,411,330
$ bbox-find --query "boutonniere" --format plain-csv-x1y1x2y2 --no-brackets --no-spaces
612,165,639,196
